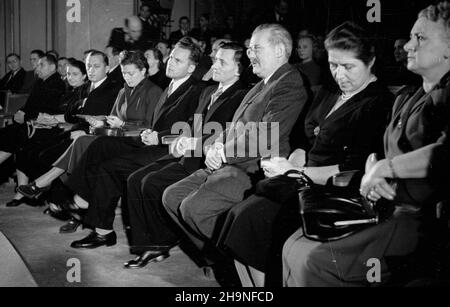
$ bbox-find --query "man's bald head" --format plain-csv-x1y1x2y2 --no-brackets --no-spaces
125,16,143,41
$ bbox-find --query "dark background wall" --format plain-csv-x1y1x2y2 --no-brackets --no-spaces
0,0,444,75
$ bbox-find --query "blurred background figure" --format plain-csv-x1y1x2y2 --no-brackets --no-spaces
0,53,26,93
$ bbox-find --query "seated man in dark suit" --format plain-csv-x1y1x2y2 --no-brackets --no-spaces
18,49,45,94
0,53,66,202
108,16,148,52
105,45,125,86
162,24,308,272
122,42,249,269
169,16,191,44
65,37,205,249
0,53,26,93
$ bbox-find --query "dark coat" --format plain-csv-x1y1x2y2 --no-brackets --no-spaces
110,78,163,131
150,76,205,142
149,70,170,91
18,70,38,94
107,65,125,87
169,30,191,44
305,80,393,171
65,77,122,130
0,68,26,93
384,71,450,205
21,72,66,121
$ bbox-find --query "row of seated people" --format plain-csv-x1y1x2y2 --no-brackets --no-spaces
1,1,450,287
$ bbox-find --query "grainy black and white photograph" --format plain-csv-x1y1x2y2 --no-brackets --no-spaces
0,0,449,293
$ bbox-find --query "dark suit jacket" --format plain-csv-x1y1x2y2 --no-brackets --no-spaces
108,66,125,87
0,68,26,93
18,70,38,94
180,80,249,172
305,81,393,171
169,30,191,44
221,63,309,173
21,72,66,121
151,76,205,142
66,77,122,130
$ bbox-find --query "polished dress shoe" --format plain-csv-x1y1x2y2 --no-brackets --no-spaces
6,199,27,207
70,231,117,249
59,217,82,234
17,182,50,199
124,250,170,269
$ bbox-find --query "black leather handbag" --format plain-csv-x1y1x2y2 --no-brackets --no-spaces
298,176,395,242
254,170,313,204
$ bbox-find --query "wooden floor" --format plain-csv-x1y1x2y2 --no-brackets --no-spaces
0,182,219,287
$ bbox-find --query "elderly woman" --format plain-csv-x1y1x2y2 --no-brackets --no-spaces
18,51,162,216
219,21,394,287
283,1,450,287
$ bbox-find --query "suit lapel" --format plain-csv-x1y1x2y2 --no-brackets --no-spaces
204,81,243,122
152,77,194,126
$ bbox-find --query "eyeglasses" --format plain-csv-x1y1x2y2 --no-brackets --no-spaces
246,45,264,56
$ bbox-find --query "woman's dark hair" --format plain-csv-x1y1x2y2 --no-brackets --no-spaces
145,48,164,71
67,58,87,76
120,50,149,72
325,21,376,66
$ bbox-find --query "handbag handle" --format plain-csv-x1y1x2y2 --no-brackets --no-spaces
284,169,314,188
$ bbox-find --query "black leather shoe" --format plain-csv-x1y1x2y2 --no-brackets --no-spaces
70,231,117,249
6,199,26,207
59,217,82,234
124,250,170,269
17,182,50,199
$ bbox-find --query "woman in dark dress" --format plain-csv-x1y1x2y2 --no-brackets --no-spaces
145,48,170,91
219,21,394,287
283,1,450,287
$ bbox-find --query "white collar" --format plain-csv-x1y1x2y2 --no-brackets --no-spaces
92,76,108,89
218,79,238,93
169,75,191,94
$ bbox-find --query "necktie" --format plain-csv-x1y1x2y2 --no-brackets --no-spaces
90,82,96,93
167,82,174,97
208,87,224,111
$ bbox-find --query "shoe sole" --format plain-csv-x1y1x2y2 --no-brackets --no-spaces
124,253,170,269
71,241,117,249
